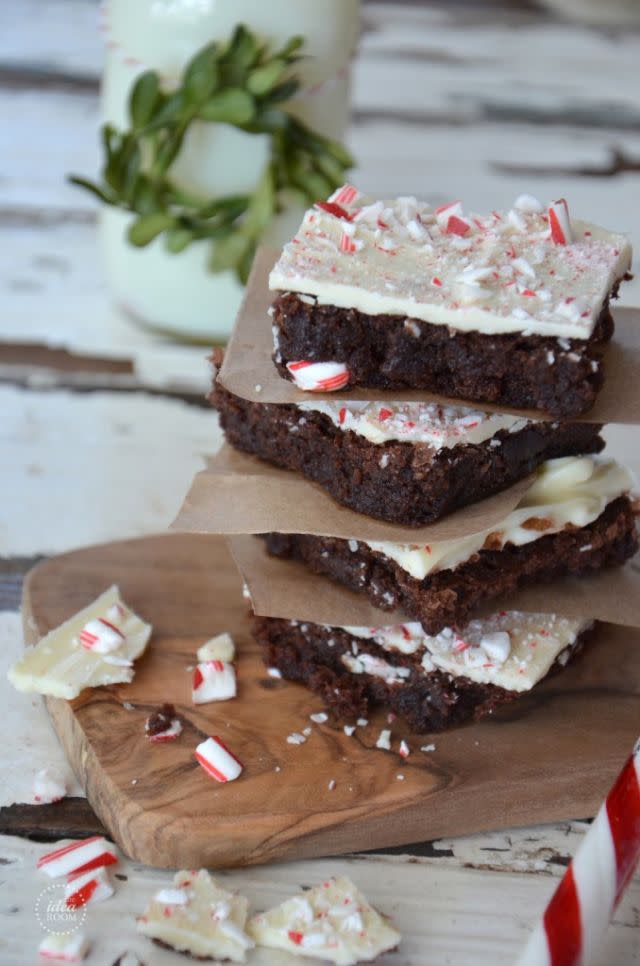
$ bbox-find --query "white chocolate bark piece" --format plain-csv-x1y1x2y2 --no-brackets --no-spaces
366,455,633,579
270,186,631,340
341,611,593,693
137,869,254,962
8,586,152,699
248,875,401,965
298,398,531,449
197,631,236,662
38,932,89,962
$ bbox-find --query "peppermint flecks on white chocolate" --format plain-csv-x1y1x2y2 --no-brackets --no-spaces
336,611,592,693
296,398,532,449
269,186,631,340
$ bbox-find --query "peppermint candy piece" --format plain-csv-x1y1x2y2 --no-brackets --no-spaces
78,617,124,654
197,632,235,663
192,661,237,704
38,932,89,962
37,835,118,878
548,198,573,245
331,184,360,207
195,736,243,783
65,866,114,909
33,768,66,804
286,361,350,392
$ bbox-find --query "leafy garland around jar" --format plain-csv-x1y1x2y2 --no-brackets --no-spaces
70,25,354,282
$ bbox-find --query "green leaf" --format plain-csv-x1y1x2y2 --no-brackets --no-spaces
129,71,160,128
165,226,195,253
184,43,219,104
276,35,305,60
198,88,255,124
261,78,299,105
68,176,116,207
145,91,186,130
243,164,276,235
208,231,251,273
131,176,161,215
152,128,187,175
127,212,174,246
313,152,346,186
247,59,286,96
224,24,260,70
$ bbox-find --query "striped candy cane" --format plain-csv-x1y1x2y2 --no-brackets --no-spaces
518,740,640,966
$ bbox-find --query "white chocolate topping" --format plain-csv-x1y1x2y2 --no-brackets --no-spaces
247,875,401,965
269,186,631,339
365,456,633,579
137,869,253,962
8,586,152,699
297,398,531,448
340,611,592,692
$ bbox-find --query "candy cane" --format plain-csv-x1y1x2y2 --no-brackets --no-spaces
37,836,118,878
286,361,350,392
65,866,114,909
518,740,640,966
195,736,243,783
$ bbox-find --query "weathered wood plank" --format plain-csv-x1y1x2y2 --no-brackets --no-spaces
1,832,638,965
0,385,219,555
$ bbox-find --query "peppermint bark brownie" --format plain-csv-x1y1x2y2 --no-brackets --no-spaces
269,187,632,418
252,611,595,732
212,382,604,526
264,456,638,634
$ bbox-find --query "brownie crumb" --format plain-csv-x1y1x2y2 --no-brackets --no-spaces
145,703,178,737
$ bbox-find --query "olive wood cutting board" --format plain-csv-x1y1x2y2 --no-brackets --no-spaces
22,532,640,870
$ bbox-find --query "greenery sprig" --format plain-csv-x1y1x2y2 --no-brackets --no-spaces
70,25,354,283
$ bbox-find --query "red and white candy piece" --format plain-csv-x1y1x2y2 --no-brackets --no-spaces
33,768,66,804
197,632,235,663
434,200,463,228
331,184,360,207
286,361,350,392
37,835,118,878
518,740,640,966
195,736,243,783
38,932,89,963
548,198,573,246
78,617,124,654
65,866,114,909
147,717,183,742
192,660,236,704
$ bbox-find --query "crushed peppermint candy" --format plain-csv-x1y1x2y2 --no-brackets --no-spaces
33,768,66,804
376,729,392,751
194,736,243,783
297,398,531,451
310,711,328,724
270,187,631,340
287,732,307,745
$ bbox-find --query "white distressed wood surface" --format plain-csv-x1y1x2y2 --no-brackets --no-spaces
1,832,639,966
3,2,640,962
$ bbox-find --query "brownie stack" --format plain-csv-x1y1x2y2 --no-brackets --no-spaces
210,186,637,732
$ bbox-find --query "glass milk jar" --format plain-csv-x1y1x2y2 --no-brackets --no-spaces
100,0,361,342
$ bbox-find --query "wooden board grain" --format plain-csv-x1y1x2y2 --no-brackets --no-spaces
22,533,640,870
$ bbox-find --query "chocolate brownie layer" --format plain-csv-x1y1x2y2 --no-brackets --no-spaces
252,617,592,732
264,496,638,634
272,292,617,419
212,383,604,526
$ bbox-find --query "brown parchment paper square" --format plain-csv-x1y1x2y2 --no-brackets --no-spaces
217,247,640,425
172,444,536,543
228,533,640,629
